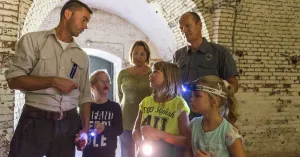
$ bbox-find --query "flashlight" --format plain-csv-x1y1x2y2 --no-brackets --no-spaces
182,86,187,92
90,132,95,137
141,136,153,156
182,82,195,92
87,129,97,137
142,143,153,156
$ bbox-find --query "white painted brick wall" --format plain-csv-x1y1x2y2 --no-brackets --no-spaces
150,0,300,156
0,0,300,156
147,0,211,49
38,7,161,64
211,0,300,156
21,0,61,36
0,0,23,154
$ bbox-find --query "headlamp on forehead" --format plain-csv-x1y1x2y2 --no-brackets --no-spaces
182,83,195,92
182,82,227,98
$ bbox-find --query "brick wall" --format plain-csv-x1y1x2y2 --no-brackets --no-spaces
0,0,62,155
150,0,300,156
38,7,161,60
21,0,60,35
148,0,211,49
0,0,165,155
0,0,22,156
214,0,300,156
1,0,300,156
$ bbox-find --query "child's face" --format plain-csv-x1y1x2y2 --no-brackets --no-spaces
92,73,111,95
190,90,212,113
149,69,164,89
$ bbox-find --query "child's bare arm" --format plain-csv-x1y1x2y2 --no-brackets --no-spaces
184,126,193,157
132,110,143,143
228,138,247,157
159,111,189,146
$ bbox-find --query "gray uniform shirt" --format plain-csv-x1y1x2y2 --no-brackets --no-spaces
173,38,238,84
5,28,92,112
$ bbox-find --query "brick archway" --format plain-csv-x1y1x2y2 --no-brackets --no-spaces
3,0,300,156
21,0,182,61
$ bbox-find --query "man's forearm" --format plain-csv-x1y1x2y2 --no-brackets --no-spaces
229,81,238,93
80,103,91,132
226,76,239,93
7,75,55,91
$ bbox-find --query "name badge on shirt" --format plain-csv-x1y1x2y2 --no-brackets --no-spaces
70,63,78,79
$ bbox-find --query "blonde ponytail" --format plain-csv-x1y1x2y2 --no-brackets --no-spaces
224,84,238,126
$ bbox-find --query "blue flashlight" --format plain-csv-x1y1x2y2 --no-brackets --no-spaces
182,82,196,92
90,132,95,137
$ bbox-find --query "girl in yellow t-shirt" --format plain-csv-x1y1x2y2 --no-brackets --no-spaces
133,61,190,157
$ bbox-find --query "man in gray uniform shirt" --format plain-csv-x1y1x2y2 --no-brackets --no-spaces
174,12,239,120
6,1,93,157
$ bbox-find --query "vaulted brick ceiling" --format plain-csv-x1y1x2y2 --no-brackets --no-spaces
56,0,178,60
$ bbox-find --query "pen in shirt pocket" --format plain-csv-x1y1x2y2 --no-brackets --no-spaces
70,63,78,79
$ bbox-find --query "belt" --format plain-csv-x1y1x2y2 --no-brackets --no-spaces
23,105,78,120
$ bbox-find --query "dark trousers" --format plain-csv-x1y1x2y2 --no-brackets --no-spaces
83,150,115,157
120,130,135,157
8,105,80,157
175,146,185,157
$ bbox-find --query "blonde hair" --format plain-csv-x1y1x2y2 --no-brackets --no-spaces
129,40,151,65
89,69,111,85
152,61,181,101
197,76,238,125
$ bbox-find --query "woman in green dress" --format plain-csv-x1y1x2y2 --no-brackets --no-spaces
118,41,153,157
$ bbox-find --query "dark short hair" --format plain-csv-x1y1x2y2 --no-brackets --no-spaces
129,40,151,65
185,12,201,23
60,0,93,19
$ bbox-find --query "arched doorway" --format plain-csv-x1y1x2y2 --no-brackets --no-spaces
84,48,122,101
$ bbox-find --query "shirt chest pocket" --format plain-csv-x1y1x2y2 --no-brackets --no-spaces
33,51,57,76
197,59,218,77
179,60,190,83
65,57,85,84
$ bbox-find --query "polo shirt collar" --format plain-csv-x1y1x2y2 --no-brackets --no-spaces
187,38,212,54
